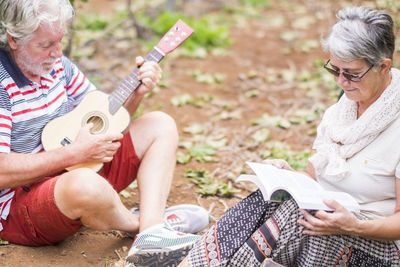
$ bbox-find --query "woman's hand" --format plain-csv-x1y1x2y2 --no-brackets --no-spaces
262,159,294,171
297,199,360,236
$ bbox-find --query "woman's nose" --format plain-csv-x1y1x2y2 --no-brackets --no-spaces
335,72,351,87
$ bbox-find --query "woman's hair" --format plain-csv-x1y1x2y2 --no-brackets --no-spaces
322,6,395,67
0,0,74,49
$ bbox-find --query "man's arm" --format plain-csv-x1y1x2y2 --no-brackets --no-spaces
0,147,76,188
0,123,122,189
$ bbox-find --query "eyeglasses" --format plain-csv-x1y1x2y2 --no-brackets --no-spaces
323,59,373,82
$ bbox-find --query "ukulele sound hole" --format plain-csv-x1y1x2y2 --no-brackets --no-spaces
86,115,105,134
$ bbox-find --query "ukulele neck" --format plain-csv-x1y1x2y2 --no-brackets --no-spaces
108,47,165,115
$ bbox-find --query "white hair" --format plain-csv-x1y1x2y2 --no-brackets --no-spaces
321,6,395,67
0,0,74,49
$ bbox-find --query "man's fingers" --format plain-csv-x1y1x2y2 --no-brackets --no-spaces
139,61,161,73
109,141,121,152
103,133,123,142
103,156,114,162
83,122,94,130
136,56,144,66
141,78,156,89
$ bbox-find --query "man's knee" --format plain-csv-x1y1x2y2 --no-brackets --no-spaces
55,169,116,215
147,111,178,142
133,111,179,146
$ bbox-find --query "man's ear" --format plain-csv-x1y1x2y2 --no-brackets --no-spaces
7,33,18,50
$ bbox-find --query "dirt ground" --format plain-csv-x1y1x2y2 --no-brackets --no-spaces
1,0,399,266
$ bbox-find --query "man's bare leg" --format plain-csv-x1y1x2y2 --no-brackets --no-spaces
53,111,177,234
54,168,140,232
129,111,178,232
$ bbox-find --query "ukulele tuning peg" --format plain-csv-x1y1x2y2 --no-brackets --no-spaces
156,20,194,55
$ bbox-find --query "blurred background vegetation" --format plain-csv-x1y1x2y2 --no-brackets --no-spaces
65,0,400,198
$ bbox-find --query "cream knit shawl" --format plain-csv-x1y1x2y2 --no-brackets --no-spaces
309,68,400,181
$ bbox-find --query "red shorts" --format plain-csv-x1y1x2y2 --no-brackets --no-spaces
0,132,140,246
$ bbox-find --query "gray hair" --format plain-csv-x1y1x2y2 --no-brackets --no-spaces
0,0,74,49
321,6,395,67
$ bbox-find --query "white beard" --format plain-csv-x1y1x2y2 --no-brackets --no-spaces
15,45,56,77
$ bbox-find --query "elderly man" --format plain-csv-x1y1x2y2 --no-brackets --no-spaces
0,1,208,265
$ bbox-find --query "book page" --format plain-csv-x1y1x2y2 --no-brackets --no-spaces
236,174,272,201
244,162,360,213
247,162,324,196
287,188,360,212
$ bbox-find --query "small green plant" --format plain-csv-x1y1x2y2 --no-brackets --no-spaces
189,144,219,163
184,169,240,197
376,0,400,12
240,0,272,7
176,151,191,164
260,142,311,171
69,0,88,5
75,13,110,31
139,12,231,52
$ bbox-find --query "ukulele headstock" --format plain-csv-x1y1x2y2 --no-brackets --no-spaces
156,19,194,55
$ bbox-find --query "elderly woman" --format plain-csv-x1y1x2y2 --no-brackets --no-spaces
178,6,400,267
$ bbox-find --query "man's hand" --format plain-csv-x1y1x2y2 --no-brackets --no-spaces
297,199,360,236
134,56,162,97
262,159,294,171
70,123,123,164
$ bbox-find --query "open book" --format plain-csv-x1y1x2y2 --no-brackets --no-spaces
237,162,360,213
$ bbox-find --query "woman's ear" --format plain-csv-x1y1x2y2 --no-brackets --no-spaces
379,58,392,74
7,33,18,50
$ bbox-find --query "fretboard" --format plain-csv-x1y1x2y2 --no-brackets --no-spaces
108,48,164,115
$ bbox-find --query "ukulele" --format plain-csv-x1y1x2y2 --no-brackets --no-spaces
41,20,194,172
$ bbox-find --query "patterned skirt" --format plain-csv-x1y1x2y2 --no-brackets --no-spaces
187,190,400,267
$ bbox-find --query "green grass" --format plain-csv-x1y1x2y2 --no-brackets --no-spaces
138,12,232,52
240,0,272,8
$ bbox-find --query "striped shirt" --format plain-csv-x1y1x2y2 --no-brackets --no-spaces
0,49,95,231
